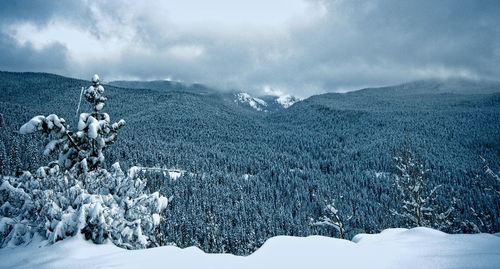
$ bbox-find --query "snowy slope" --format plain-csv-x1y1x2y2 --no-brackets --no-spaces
1,228,499,269
354,78,500,96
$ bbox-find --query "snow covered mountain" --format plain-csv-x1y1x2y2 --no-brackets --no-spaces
275,94,301,108
234,92,269,111
109,79,302,112
233,92,301,111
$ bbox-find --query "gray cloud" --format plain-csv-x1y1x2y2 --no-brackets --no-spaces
0,0,88,25
0,33,68,73
0,0,499,97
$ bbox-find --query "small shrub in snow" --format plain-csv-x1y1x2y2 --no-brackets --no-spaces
311,200,351,239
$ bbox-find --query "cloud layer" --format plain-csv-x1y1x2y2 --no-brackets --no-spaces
1,0,499,97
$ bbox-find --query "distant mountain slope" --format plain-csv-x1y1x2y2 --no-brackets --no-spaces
355,78,500,96
109,80,216,94
110,79,302,112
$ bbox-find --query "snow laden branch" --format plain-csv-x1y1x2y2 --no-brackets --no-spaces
19,74,125,173
0,163,168,249
311,201,352,239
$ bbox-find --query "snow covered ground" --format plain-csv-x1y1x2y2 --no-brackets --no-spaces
1,228,499,269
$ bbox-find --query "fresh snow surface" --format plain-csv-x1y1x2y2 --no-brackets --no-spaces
1,228,499,269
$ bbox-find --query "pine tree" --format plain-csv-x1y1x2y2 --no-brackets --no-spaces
19,74,125,174
392,148,454,229
480,156,500,197
0,75,168,249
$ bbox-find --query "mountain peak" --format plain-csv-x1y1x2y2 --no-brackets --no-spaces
234,92,268,112
275,94,301,108
233,92,301,111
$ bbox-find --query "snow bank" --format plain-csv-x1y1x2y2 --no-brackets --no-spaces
0,228,499,269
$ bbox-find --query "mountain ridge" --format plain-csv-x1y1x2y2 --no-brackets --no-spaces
353,78,500,96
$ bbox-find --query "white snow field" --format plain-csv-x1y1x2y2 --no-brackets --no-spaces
0,228,499,269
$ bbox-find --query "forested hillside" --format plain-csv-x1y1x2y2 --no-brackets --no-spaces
0,71,499,254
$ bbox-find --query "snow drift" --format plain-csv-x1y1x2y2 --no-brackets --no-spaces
0,227,499,269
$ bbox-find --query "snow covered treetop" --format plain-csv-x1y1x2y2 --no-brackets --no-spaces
86,74,107,112
92,74,100,84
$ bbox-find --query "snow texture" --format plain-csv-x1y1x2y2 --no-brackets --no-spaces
0,228,498,269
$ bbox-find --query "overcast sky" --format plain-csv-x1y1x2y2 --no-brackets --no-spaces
1,0,499,97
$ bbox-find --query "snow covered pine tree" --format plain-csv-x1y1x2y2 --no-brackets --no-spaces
0,75,168,249
391,148,455,230
480,156,500,197
18,74,125,173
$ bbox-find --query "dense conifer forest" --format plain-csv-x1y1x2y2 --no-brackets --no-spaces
0,71,498,254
